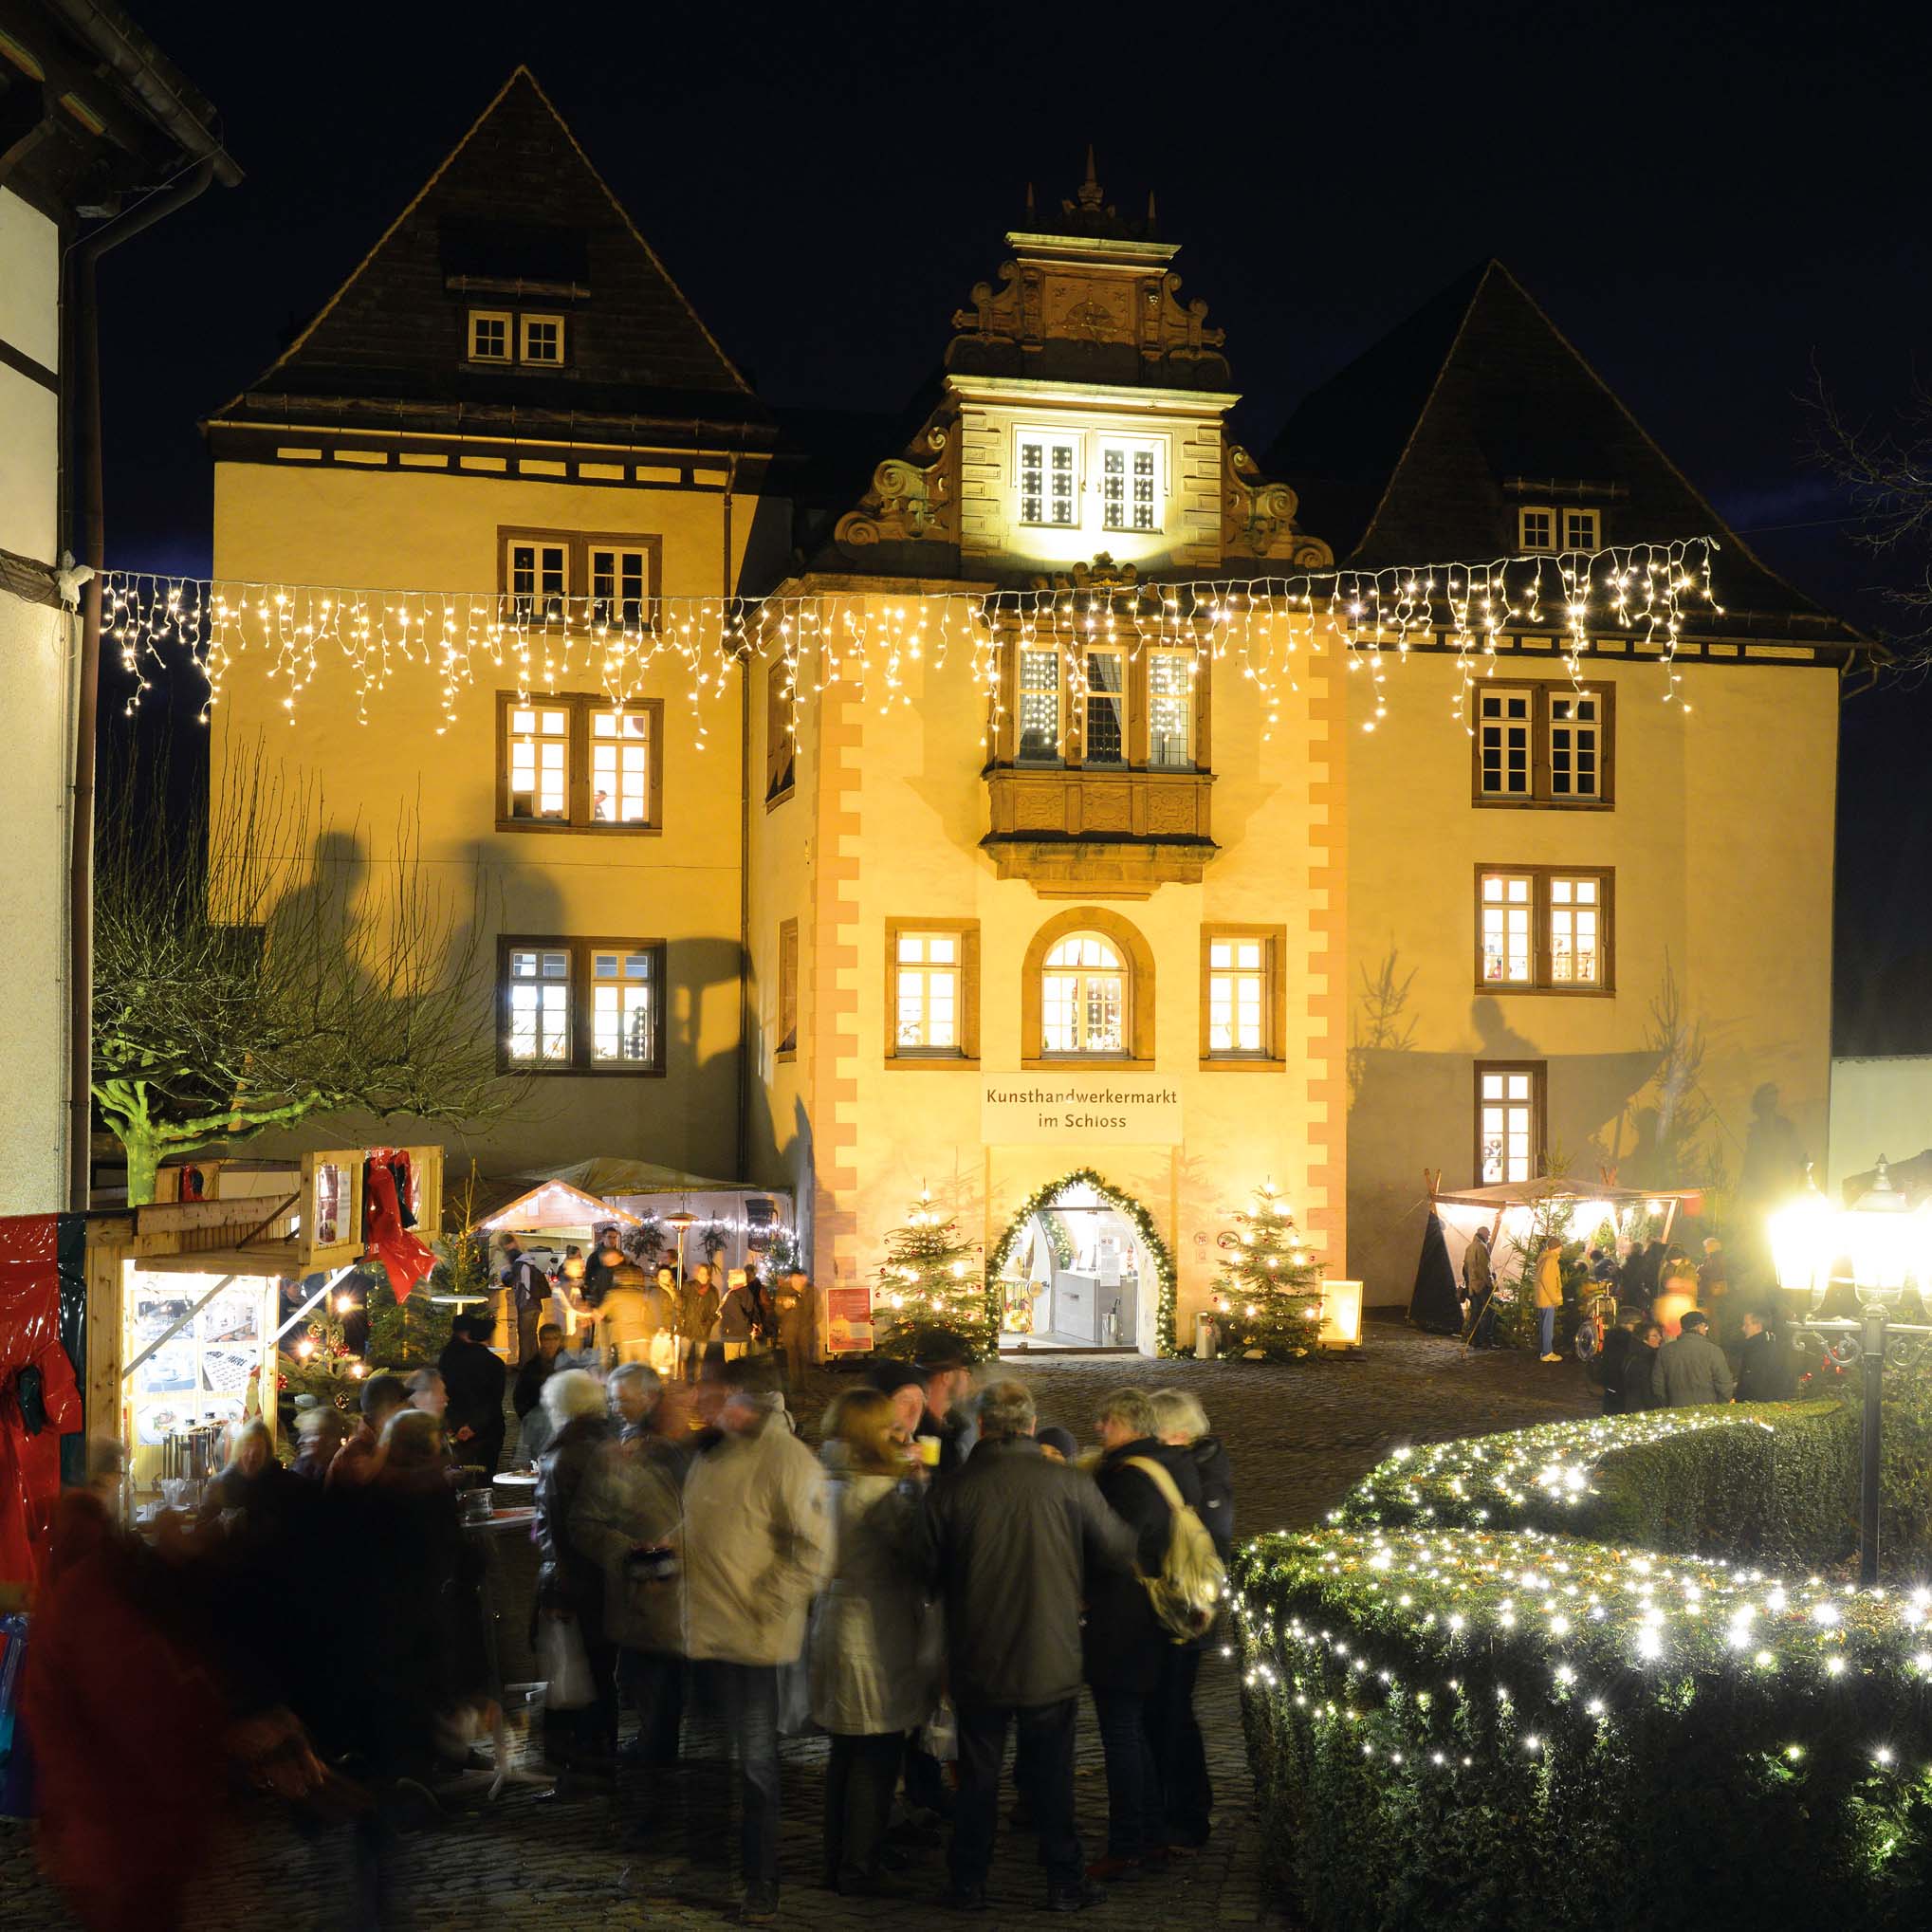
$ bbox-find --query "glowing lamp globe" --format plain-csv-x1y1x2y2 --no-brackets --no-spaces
1841,1158,1918,1310
1768,1182,1833,1316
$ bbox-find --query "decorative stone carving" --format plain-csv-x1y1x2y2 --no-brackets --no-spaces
1029,553,1144,597
1223,444,1334,565
834,418,958,552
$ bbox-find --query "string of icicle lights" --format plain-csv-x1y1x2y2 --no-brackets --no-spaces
101,538,1720,745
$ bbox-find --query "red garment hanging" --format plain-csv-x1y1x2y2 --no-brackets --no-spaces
0,1215,85,1592
362,1152,435,1300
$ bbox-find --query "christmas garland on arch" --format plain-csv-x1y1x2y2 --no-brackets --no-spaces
984,1167,1183,1357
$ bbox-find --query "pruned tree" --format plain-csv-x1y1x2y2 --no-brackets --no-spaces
1807,372,1932,669
93,746,516,1203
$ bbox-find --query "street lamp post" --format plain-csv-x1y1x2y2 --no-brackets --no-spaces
1769,1157,1932,1586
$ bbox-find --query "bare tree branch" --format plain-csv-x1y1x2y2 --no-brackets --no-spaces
94,740,522,1201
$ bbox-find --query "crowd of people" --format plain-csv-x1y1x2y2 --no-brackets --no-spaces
24,1314,1238,1929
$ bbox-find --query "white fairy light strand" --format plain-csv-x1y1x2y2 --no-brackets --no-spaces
101,540,1720,736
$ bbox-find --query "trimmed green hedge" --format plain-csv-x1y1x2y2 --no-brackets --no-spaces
1334,1401,1862,1569
1233,1525,1932,1932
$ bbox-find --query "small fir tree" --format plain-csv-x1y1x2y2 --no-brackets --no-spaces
1213,1180,1327,1361
874,1189,994,1360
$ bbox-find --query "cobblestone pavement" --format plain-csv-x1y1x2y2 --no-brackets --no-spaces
0,1324,1595,1930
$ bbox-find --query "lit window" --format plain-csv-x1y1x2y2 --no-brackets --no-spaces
1562,507,1600,551
1148,650,1194,766
469,310,511,361
895,933,960,1053
1548,876,1601,986
1480,873,1534,984
520,314,564,364
1207,937,1267,1056
590,948,657,1064
1474,683,1613,807
1018,433,1079,527
1082,649,1126,765
502,938,665,1072
1518,506,1555,552
1041,933,1126,1056
1478,1064,1543,1184
506,948,572,1062
765,657,796,802
589,546,649,627
500,694,662,830
506,706,570,820
507,540,568,623
1018,647,1061,761
588,709,652,825
1099,439,1161,533
1477,869,1613,992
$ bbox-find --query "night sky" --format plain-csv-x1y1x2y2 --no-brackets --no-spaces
93,0,1932,1050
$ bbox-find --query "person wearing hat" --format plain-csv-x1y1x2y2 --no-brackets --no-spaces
1651,1306,1736,1408
438,1314,507,1476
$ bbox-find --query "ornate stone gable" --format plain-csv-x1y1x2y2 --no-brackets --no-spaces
1224,446,1334,567
832,413,960,553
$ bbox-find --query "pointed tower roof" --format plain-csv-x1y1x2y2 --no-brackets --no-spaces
1269,261,1855,638
218,67,769,442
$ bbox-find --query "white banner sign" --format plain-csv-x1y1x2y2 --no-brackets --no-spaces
981,1074,1183,1147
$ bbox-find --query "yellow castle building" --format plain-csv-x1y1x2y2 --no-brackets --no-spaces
207,71,1858,1353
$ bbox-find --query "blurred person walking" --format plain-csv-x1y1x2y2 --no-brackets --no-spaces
926,1378,1137,1914
533,1370,617,1772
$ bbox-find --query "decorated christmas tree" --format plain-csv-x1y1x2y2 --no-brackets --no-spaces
874,1188,995,1361
1213,1180,1327,1361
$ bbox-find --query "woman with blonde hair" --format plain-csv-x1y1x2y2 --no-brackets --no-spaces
809,1386,936,1896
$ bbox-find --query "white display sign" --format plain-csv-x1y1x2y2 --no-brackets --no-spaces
981,1074,1182,1146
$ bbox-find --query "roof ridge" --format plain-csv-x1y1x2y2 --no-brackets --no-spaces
1351,259,1498,559
212,66,532,419
1480,262,1846,627
211,66,751,422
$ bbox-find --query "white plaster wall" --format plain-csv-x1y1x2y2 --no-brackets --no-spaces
1829,1057,1932,1203
0,187,61,564
0,589,70,1209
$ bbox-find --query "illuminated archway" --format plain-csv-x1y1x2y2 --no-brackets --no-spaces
985,1167,1181,1357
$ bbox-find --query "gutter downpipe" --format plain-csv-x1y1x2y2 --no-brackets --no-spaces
66,155,218,1209
727,453,754,1187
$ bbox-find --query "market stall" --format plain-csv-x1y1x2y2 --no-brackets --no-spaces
516,1158,797,1280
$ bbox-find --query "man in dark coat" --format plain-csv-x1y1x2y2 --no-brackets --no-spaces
1612,1319,1665,1411
1084,1387,1204,1879
926,1379,1137,1914
1734,1307,1796,1403
437,1313,507,1475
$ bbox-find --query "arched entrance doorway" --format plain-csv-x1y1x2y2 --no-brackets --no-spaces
987,1169,1176,1355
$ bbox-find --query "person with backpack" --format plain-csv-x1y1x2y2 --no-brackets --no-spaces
1084,1387,1207,1881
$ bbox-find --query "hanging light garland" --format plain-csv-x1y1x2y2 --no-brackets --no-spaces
100,539,1720,737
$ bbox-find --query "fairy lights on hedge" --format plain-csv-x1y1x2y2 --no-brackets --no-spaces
1229,1524,1932,1805
1334,1402,1837,1531
99,539,1720,736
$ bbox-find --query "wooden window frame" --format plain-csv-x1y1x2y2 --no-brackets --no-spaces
467,308,512,363
1518,504,1603,554
776,919,800,1061
1471,679,1613,809
1011,425,1170,537
496,691,665,834
1561,506,1601,551
989,632,1212,773
1199,924,1287,1070
497,526,663,629
519,312,566,365
498,935,667,1076
765,655,797,806
1021,906,1155,1071
884,918,981,1069
1474,1059,1547,1187
1473,864,1615,996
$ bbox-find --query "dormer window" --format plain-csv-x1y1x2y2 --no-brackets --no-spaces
1518,505,1600,553
521,314,565,364
1014,428,1167,537
469,310,512,362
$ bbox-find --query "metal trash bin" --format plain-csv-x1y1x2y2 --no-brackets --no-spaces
1193,1311,1219,1360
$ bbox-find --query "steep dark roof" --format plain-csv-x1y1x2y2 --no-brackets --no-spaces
1269,260,1856,638
215,66,768,443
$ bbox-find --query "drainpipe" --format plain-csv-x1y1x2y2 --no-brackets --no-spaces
65,154,219,1208
727,454,754,1186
